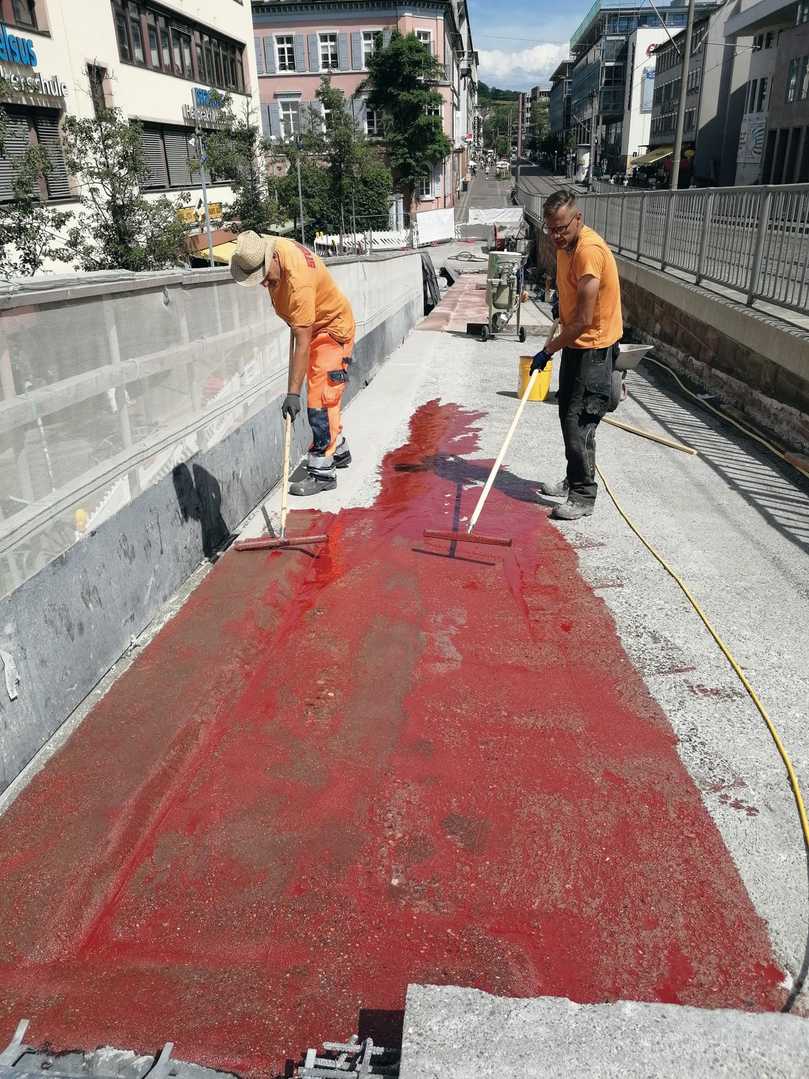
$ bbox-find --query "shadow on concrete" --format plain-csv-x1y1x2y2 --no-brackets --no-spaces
276,1008,404,1078
172,463,233,560
627,360,809,559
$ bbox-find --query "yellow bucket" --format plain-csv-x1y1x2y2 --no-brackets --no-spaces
519,355,553,401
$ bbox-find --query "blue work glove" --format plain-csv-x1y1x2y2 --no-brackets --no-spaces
530,349,552,375
281,393,301,421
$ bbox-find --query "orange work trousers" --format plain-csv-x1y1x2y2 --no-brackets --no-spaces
307,332,354,459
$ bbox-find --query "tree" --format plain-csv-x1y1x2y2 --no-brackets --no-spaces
361,32,451,212
278,77,393,237
0,77,71,276
204,98,284,233
57,106,188,272
526,99,550,158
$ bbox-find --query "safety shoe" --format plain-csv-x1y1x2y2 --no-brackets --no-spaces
289,470,337,497
333,439,352,469
550,499,594,521
538,476,569,498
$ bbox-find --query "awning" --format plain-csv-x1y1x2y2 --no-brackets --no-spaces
630,146,673,168
209,240,237,265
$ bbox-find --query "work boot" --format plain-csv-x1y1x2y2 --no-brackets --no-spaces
289,467,337,497
333,438,352,469
550,499,594,521
538,476,569,498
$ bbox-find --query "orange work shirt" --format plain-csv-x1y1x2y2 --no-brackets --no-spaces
556,225,623,349
269,237,355,342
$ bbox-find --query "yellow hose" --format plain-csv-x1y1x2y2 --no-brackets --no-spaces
596,462,809,851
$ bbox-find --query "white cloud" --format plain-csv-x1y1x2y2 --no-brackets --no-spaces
477,42,569,90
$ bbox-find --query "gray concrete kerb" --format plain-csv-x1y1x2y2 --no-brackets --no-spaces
399,985,809,1079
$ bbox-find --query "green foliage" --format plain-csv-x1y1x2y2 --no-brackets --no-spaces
481,101,518,154
278,77,393,235
525,99,550,157
478,81,521,102
204,99,284,233
0,77,71,277
360,32,451,210
57,106,188,272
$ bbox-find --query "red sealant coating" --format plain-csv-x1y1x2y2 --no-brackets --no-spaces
0,401,783,1075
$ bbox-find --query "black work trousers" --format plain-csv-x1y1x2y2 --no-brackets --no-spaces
556,345,616,505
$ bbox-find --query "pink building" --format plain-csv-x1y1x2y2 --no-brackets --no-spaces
251,0,478,211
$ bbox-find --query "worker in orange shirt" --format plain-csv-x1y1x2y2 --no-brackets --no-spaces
230,231,355,496
530,189,623,520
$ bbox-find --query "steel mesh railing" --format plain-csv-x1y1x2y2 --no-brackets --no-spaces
516,182,809,315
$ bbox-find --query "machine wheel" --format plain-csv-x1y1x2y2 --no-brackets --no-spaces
518,326,527,343
480,325,490,342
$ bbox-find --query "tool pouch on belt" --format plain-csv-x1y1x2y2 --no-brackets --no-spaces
582,347,613,419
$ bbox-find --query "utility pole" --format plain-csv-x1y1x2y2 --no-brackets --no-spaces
671,0,696,190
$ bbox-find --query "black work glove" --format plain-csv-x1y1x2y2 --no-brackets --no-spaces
530,349,551,375
281,393,301,421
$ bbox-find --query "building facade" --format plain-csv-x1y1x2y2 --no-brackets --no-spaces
0,1,261,212
568,0,717,179
727,0,809,184
251,0,478,211
549,60,572,137
619,28,669,170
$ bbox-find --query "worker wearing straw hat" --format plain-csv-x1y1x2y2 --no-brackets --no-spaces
231,230,355,496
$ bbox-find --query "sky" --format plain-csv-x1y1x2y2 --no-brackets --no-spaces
468,0,582,91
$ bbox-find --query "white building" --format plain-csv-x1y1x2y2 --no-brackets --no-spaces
0,1,261,214
620,27,671,171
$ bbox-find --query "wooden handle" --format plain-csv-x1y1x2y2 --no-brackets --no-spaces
602,415,698,455
279,412,292,539
467,319,559,535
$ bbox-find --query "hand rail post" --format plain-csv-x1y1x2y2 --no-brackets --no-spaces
695,190,714,285
661,190,675,270
747,187,772,306
636,193,646,261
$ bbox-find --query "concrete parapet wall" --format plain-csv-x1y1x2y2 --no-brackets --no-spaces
616,257,809,453
0,252,423,793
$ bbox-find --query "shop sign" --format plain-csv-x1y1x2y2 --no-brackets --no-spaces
0,22,67,102
0,23,37,66
183,86,228,129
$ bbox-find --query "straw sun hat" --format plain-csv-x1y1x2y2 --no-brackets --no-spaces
230,230,278,287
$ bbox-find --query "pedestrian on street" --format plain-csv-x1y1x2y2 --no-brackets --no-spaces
530,189,623,520
230,231,355,497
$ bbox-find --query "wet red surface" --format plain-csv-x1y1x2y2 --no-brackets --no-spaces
0,401,783,1076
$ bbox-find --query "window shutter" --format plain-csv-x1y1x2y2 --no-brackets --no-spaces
382,29,393,48
337,32,350,71
351,31,362,70
254,36,265,75
164,130,192,187
264,37,276,74
35,114,71,200
261,104,271,137
0,112,32,201
140,127,168,190
270,102,282,139
308,32,319,72
293,34,306,72
355,96,367,133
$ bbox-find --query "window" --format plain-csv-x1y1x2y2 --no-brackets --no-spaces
685,107,696,131
757,76,769,112
800,57,809,101
798,1,809,25
765,31,775,48
9,1,38,29
0,107,71,203
363,31,378,67
753,34,763,50
426,102,442,118
113,2,245,91
320,33,339,71
139,124,217,189
417,175,433,197
279,98,300,138
416,29,433,52
276,35,295,71
365,106,380,136
787,57,801,102
130,11,145,64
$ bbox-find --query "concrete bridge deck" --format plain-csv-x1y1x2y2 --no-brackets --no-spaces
0,310,807,1075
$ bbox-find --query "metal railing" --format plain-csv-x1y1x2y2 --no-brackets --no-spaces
516,182,809,316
